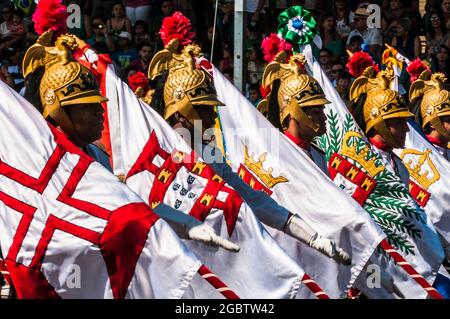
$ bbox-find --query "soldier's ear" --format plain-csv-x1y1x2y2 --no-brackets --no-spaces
174,112,187,123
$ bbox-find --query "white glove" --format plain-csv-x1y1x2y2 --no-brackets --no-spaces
284,214,351,265
188,223,240,252
154,204,240,252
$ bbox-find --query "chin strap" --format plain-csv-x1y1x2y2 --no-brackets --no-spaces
430,117,450,142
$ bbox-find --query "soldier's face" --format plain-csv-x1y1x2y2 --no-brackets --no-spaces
66,103,105,146
304,105,327,136
440,115,450,139
196,107,218,132
385,117,409,148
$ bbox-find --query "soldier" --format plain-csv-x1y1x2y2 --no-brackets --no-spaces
147,37,351,265
21,31,239,255
349,67,414,187
259,49,401,297
259,52,330,176
409,72,450,161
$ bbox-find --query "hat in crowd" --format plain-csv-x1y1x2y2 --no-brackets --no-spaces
355,5,371,17
118,31,132,40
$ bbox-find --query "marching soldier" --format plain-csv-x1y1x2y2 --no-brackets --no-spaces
349,67,414,187
146,29,351,265
21,30,239,254
409,72,450,161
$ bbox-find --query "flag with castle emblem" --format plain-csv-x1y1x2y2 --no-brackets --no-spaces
212,66,386,299
300,45,445,298
0,80,203,298
75,46,309,299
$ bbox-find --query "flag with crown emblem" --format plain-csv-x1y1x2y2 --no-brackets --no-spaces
300,44,445,298
74,46,309,299
211,65,386,299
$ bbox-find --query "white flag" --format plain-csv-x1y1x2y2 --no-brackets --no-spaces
213,67,386,299
79,49,307,299
0,80,202,298
303,46,445,298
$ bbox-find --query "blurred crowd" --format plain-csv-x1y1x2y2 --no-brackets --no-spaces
1,0,450,107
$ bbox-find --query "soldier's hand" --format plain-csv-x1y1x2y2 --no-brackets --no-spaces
284,214,351,265
188,223,240,252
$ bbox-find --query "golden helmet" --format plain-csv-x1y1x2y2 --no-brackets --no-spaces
349,66,413,144
23,32,107,140
148,40,224,123
409,72,450,139
261,53,330,131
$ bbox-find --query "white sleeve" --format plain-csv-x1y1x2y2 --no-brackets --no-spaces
209,158,290,231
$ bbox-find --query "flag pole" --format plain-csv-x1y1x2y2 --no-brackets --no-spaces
301,273,330,299
198,265,240,299
380,239,444,299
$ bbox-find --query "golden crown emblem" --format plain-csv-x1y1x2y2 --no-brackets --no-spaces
340,131,385,177
400,149,440,190
243,145,289,189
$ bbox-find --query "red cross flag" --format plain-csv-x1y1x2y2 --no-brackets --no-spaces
0,80,204,299
74,47,322,299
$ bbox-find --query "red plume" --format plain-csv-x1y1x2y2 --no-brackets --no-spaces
160,11,196,47
406,58,431,83
346,51,379,78
128,72,149,93
261,33,292,63
32,0,68,37
260,85,271,99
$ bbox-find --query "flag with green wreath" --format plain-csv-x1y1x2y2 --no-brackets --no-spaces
278,6,445,299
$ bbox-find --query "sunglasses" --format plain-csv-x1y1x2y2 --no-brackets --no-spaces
2,11,11,14
430,17,440,21
332,69,343,73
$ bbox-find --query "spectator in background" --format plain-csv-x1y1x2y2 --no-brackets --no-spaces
382,0,405,34
442,0,450,30
133,20,152,45
87,17,116,53
336,71,352,109
330,63,345,88
66,0,92,40
346,34,363,54
200,25,223,65
333,0,352,40
246,44,265,86
218,43,233,73
390,18,421,60
430,44,450,79
91,0,117,20
402,0,423,37
319,48,333,79
248,83,262,107
0,4,14,41
0,63,15,89
320,15,344,60
130,41,153,74
151,0,174,39
216,0,234,48
0,9,26,50
425,9,450,58
246,16,263,51
191,0,214,45
107,2,133,42
125,0,152,26
347,5,383,58
111,31,139,71
423,0,441,35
